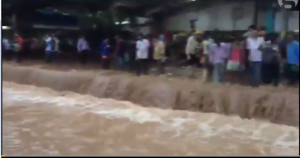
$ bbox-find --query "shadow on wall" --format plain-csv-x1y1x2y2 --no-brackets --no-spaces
3,64,299,127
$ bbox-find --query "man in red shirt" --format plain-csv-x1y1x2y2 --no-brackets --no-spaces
15,34,24,63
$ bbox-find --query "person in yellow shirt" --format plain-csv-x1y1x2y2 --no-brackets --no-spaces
153,36,166,75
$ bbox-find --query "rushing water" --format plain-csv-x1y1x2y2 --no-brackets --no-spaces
2,82,299,156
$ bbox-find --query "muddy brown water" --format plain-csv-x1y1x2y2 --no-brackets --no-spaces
3,63,299,126
2,63,299,155
3,82,299,155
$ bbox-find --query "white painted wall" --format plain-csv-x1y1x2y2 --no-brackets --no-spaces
120,17,150,35
121,25,150,35
164,1,299,31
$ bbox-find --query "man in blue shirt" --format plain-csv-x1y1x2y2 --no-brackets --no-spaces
284,35,299,85
44,34,55,63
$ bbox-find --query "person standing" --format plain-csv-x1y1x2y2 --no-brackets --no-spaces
53,35,60,54
209,38,230,83
284,34,299,86
135,35,150,76
2,36,12,60
243,25,257,71
185,31,197,66
77,35,90,65
153,36,166,75
127,38,137,72
260,36,281,86
14,34,24,63
100,38,111,69
201,33,214,82
114,35,126,70
226,37,245,84
44,34,55,63
246,31,265,87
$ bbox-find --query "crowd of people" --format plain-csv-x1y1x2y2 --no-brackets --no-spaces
186,26,299,87
2,25,299,87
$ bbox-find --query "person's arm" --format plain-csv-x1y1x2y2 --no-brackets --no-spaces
140,40,148,52
77,40,81,51
159,42,166,60
226,43,232,58
295,43,299,65
45,37,51,43
208,45,215,63
185,37,191,58
100,42,104,55
273,44,281,60
240,47,245,65
136,41,139,50
221,43,230,60
243,31,250,38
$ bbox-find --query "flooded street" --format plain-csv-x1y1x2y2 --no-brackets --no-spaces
3,82,299,156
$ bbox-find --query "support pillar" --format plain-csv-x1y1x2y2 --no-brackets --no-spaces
253,0,259,26
11,14,17,33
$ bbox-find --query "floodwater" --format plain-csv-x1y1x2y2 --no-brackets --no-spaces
3,63,299,126
3,82,299,156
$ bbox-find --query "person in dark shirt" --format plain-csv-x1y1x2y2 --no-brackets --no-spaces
100,38,111,69
114,36,126,70
260,35,281,86
126,38,137,72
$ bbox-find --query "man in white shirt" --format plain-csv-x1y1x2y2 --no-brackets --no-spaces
77,35,90,65
201,33,214,82
247,31,265,87
53,36,60,53
185,32,197,65
44,34,55,63
135,35,150,75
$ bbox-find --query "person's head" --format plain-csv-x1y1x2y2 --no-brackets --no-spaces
214,38,221,46
190,30,195,37
152,36,159,43
195,33,203,42
202,32,210,40
269,35,277,44
295,34,299,41
257,30,265,37
79,34,84,39
258,26,265,31
115,35,121,41
137,34,144,40
286,34,294,43
213,28,219,33
231,36,237,43
248,24,256,31
14,33,19,38
103,38,108,43
249,30,259,39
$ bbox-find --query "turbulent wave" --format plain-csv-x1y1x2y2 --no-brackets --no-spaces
3,63,299,126
3,82,299,155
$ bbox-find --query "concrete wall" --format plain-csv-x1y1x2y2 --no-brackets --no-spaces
164,1,299,31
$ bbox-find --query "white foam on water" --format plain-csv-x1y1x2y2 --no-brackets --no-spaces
2,82,299,155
